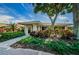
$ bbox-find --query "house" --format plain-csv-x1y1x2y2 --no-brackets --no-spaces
19,21,73,36
19,21,51,36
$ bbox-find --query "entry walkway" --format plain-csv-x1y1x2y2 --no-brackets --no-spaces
0,36,52,55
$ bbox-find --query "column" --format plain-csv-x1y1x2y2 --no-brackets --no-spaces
24,26,29,36
32,24,37,31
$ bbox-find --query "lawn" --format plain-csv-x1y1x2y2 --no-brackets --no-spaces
0,31,25,42
11,36,79,55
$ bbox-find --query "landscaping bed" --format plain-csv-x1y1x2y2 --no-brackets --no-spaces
0,31,25,42
11,36,79,55
30,29,74,40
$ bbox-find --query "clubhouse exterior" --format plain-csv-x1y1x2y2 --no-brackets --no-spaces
19,21,73,36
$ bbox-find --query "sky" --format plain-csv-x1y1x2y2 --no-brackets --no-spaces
0,3,73,24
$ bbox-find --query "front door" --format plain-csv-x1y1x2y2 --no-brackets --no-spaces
28,26,32,33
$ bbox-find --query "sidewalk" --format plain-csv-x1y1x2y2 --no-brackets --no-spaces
0,36,26,48
0,36,52,55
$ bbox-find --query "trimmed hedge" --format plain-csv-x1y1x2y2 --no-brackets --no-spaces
0,31,25,42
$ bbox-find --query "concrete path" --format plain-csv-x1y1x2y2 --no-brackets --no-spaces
0,36,52,55
0,36,26,48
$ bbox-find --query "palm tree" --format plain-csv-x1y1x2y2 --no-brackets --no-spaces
10,23,16,32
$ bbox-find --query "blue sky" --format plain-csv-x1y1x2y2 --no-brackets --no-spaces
0,3,73,24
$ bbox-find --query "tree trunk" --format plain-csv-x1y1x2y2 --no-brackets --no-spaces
48,14,58,30
73,4,77,37
73,3,79,39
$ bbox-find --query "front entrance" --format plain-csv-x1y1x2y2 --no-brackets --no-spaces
24,24,42,36
28,25,32,33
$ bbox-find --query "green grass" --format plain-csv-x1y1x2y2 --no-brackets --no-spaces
18,36,79,55
0,31,25,42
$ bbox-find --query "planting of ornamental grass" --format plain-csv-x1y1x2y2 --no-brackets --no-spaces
11,36,79,55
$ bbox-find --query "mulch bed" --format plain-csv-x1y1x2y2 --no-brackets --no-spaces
10,42,58,54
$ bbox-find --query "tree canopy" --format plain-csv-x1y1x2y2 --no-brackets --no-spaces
33,3,73,27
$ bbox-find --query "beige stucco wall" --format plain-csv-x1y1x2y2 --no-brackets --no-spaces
24,24,38,36
24,26,29,36
24,24,42,36
37,26,42,31
32,24,37,31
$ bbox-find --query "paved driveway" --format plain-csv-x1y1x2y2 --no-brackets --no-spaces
0,36,52,55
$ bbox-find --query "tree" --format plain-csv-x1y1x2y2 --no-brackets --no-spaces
72,4,79,39
57,3,79,39
65,3,79,39
33,3,79,39
33,3,68,30
10,23,16,32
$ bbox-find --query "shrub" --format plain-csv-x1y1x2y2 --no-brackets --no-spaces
0,31,25,42
13,36,79,54
61,29,74,40
19,36,44,45
70,41,79,54
30,28,74,40
30,30,53,38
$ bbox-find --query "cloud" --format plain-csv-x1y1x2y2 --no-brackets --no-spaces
0,6,17,18
28,14,34,18
1,4,18,17
0,14,35,24
13,16,34,23
58,15,68,20
55,15,70,23
14,19,34,23
21,3,28,11
42,14,49,19
51,15,68,20
0,14,14,24
0,7,9,14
